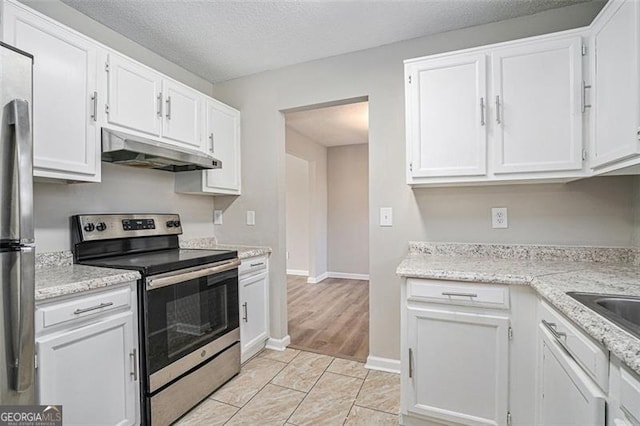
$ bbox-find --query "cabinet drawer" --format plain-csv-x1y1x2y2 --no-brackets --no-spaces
407,279,510,309
621,368,640,424
539,301,609,391
239,256,267,277
37,286,131,330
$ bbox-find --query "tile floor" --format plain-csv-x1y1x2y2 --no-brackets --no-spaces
175,348,400,425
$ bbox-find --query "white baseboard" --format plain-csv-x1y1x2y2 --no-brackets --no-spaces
265,335,291,351
327,272,369,280
286,269,308,276
307,272,329,284
365,355,401,374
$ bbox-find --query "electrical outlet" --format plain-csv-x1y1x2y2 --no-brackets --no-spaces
380,207,393,227
246,210,256,226
492,207,508,229
213,210,223,225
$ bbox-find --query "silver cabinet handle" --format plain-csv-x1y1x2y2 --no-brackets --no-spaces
442,292,478,298
130,349,138,381
541,320,567,341
209,133,214,153
495,95,501,124
480,97,485,126
73,302,114,315
90,91,98,122
157,92,163,117
250,262,264,267
242,302,248,322
166,96,171,120
581,81,592,113
409,348,413,378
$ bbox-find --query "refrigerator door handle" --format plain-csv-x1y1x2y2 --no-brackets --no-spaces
7,99,33,244
9,247,35,392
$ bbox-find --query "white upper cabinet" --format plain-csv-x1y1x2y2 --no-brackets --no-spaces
405,53,487,178
405,30,589,187
2,1,101,182
161,79,203,150
589,0,640,173
175,97,241,195
491,36,584,174
105,53,162,137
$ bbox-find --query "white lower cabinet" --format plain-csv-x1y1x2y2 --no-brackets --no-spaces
239,256,269,362
35,283,139,426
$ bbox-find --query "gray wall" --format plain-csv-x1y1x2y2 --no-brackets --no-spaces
285,154,310,273
209,2,633,361
18,0,217,252
327,144,369,276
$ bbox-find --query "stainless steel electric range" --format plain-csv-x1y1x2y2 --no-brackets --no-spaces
71,213,240,426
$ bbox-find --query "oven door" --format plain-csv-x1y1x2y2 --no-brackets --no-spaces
144,259,240,393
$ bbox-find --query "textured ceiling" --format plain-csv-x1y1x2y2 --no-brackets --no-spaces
286,102,369,147
60,0,593,84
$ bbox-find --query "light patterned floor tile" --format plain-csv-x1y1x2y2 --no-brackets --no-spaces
225,384,305,426
258,348,301,363
327,358,369,379
355,370,400,414
288,394,354,426
308,372,363,401
173,398,238,426
345,405,399,425
271,351,333,392
211,357,287,407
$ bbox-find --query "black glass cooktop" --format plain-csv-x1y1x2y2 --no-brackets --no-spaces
79,248,237,276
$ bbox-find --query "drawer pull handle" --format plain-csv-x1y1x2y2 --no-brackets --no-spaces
73,302,114,315
250,262,264,267
409,348,414,378
542,319,567,341
242,302,248,322
130,349,138,381
441,292,478,298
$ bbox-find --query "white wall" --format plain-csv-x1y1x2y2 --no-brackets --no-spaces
327,144,369,276
285,154,310,274
210,2,632,361
35,164,214,252
285,128,328,282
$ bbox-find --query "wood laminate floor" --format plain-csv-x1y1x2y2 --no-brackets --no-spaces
287,275,369,362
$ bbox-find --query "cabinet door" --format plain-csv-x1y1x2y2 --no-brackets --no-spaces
37,312,138,426
3,3,100,181
406,53,487,178
162,79,202,150
406,307,509,425
239,272,268,360
106,53,162,137
491,36,583,174
590,0,640,168
204,98,241,194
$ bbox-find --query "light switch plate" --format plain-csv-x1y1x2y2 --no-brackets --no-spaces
491,207,508,229
380,207,393,227
213,210,223,225
246,210,256,226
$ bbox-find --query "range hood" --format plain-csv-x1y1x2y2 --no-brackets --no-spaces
101,128,221,172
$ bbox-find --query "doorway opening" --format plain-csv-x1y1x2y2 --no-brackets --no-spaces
284,98,369,362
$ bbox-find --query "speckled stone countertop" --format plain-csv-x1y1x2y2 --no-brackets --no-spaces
35,265,140,302
180,237,272,259
397,242,640,375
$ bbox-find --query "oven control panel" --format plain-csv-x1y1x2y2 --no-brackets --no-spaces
74,214,182,241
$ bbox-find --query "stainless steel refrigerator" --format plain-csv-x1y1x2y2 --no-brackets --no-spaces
0,42,35,405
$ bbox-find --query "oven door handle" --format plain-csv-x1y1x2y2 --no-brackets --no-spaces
146,259,240,290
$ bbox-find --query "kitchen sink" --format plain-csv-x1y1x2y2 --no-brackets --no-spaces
566,292,640,340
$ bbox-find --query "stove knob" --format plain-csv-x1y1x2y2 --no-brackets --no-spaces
173,220,181,228
95,222,107,232
166,221,174,228
83,223,95,232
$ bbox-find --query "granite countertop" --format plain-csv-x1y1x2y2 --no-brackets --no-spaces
179,237,272,259
35,264,140,302
397,242,640,375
